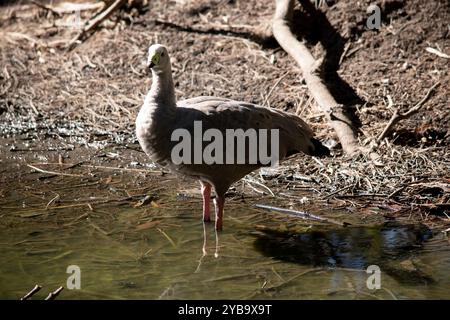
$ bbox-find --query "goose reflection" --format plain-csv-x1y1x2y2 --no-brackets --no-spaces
253,222,434,285
195,222,221,273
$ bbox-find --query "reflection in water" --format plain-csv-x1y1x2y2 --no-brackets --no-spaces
1,199,448,299
195,222,221,273
254,222,435,285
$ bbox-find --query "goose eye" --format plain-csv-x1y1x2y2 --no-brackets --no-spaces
161,52,165,57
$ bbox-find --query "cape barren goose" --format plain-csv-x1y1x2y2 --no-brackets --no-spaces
136,44,329,231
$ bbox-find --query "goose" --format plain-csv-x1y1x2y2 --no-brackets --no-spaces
136,44,329,231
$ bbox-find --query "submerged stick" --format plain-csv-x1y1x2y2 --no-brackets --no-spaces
264,268,320,291
255,204,350,227
21,284,42,300
44,286,64,300
157,228,177,248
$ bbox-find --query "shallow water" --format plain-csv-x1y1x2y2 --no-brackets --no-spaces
0,194,449,300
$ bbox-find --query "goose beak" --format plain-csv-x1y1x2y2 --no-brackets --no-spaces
148,61,155,69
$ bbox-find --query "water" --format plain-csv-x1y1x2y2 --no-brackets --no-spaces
1,190,449,300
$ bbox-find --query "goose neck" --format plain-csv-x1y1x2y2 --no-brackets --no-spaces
149,67,176,108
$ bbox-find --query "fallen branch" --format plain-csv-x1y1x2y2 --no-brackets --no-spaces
21,284,42,300
376,82,440,143
44,286,64,300
272,0,365,156
67,0,127,50
255,204,350,227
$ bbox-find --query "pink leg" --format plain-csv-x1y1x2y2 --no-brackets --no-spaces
213,195,225,231
200,181,211,222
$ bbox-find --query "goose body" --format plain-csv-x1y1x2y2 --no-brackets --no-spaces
136,44,329,230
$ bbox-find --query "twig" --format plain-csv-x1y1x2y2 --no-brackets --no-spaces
323,185,353,199
89,221,111,236
202,273,252,283
21,284,42,300
340,46,361,65
45,192,60,209
243,178,275,196
18,203,95,218
382,287,398,300
264,268,320,291
44,286,64,300
64,212,90,227
53,2,105,14
40,251,74,264
67,0,127,50
29,0,62,17
157,228,177,248
425,47,450,59
255,204,350,226
338,42,351,66
335,193,387,198
81,164,154,173
263,71,289,107
377,82,440,142
26,164,84,177
29,162,158,173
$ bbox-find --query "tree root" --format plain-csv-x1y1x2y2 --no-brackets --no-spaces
272,0,372,157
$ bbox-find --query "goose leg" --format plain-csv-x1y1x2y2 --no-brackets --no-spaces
200,181,211,222
213,194,225,231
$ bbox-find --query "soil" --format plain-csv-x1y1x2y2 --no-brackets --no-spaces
0,0,449,228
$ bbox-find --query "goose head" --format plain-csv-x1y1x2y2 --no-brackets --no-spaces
147,44,170,73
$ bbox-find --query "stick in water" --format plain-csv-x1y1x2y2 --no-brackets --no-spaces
21,284,42,300
255,204,350,227
44,286,64,300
